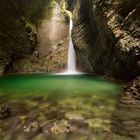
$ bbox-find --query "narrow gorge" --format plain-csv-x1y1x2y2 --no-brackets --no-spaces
0,0,139,140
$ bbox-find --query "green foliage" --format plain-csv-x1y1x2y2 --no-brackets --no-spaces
61,1,73,19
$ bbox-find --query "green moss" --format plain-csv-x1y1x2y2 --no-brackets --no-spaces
61,1,73,19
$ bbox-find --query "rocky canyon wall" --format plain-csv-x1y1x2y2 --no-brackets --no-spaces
0,0,38,75
0,0,139,78
0,0,69,74
8,1,69,73
72,0,140,81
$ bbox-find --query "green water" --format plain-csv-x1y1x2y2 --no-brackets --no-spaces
0,74,131,140
0,74,122,96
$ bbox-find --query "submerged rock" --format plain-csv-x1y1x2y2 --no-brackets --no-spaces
65,111,84,120
42,120,69,135
112,108,140,138
68,119,89,135
22,121,40,138
113,76,140,137
0,107,11,119
7,102,29,116
45,109,65,120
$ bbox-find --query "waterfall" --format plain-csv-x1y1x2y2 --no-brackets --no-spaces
56,19,82,75
67,19,76,72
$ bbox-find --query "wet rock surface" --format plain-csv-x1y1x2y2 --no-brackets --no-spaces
112,108,140,138
72,0,140,80
0,0,69,75
112,76,140,138
22,121,40,137
0,1,38,75
8,38,68,73
3,0,69,74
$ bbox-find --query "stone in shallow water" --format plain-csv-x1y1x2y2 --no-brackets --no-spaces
68,119,89,135
42,121,54,135
45,109,65,120
65,111,84,120
22,121,40,137
27,110,41,121
112,108,140,137
42,120,69,136
6,102,28,116
0,107,11,119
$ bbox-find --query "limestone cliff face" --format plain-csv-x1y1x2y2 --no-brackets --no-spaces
7,1,69,73
0,0,52,75
0,0,69,74
8,38,68,73
72,0,140,81
0,0,37,75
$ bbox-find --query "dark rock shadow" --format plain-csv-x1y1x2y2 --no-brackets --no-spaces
111,77,140,139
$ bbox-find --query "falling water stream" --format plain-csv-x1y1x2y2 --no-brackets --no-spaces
62,19,81,75
59,18,79,75
67,19,76,72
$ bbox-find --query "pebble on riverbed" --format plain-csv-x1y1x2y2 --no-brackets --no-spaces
42,120,69,136
68,119,90,135
22,121,40,137
0,107,11,119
